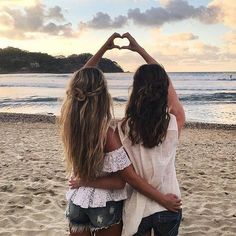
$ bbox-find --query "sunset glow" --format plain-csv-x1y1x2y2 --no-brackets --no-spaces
0,0,235,72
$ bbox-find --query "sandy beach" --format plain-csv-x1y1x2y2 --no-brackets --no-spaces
0,113,235,236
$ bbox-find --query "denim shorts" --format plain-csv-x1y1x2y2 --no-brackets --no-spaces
66,200,123,233
134,210,182,236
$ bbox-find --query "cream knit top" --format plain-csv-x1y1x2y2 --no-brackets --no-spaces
118,114,181,236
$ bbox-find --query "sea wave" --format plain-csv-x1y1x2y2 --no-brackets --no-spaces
0,84,65,88
0,92,235,106
217,78,236,81
0,96,128,104
0,97,59,104
113,92,236,103
180,92,236,102
113,97,128,102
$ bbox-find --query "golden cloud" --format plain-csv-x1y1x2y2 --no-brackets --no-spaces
0,1,80,39
0,0,38,8
223,31,236,54
0,12,14,30
148,30,199,56
169,33,198,41
209,0,236,29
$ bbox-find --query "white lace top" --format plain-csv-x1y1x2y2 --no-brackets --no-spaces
66,147,131,208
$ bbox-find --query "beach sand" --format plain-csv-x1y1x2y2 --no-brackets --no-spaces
0,113,235,236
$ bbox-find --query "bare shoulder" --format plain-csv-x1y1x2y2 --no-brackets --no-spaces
105,127,122,153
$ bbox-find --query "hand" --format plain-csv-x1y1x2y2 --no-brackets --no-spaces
105,32,122,50
120,32,142,52
69,177,86,189
161,193,182,212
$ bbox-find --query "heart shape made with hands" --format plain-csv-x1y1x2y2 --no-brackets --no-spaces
114,37,130,48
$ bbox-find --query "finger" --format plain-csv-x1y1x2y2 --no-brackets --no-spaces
174,203,182,209
122,32,130,38
113,45,121,49
174,201,182,206
175,199,182,203
172,194,181,201
120,46,131,50
113,32,122,38
174,206,181,210
170,208,178,213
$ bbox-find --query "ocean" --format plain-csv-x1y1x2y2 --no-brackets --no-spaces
0,72,235,124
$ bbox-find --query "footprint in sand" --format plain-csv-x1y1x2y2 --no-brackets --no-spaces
0,184,16,192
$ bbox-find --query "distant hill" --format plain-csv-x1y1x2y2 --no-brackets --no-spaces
0,47,124,73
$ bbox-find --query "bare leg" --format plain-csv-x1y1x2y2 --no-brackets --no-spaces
95,222,122,236
145,231,151,236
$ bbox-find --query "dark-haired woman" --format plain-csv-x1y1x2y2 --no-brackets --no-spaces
118,33,185,236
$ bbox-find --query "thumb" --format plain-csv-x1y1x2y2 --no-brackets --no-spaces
113,45,121,49
120,46,130,50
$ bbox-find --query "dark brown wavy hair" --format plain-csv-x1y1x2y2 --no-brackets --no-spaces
122,64,170,148
60,67,112,180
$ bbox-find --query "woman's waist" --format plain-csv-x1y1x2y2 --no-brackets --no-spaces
66,187,128,208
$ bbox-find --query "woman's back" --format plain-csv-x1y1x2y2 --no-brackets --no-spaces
118,114,181,235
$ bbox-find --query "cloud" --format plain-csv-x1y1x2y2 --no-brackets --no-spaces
46,6,65,21
84,0,222,29
170,33,199,41
107,29,230,72
87,12,127,29
41,22,77,37
0,0,38,8
159,0,172,6
0,1,78,39
223,31,236,42
150,30,198,46
4,4,45,32
0,12,14,30
127,0,220,26
222,31,236,54
139,29,232,71
190,41,219,55
209,0,236,29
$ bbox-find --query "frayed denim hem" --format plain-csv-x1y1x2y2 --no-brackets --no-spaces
68,220,121,233
69,222,90,233
90,220,122,232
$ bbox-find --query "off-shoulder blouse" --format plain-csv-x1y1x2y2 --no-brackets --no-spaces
66,146,131,208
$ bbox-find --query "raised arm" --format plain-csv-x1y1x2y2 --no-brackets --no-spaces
121,32,185,135
83,32,121,68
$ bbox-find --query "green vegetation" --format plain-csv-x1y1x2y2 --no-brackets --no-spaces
0,47,124,73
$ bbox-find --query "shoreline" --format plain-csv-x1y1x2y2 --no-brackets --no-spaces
1,71,236,74
0,112,235,130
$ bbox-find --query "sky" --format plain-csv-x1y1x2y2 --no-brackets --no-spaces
0,0,235,72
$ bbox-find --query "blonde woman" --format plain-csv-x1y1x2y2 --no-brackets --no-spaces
61,33,181,236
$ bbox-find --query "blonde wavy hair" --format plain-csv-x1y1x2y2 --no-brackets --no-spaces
60,67,112,180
